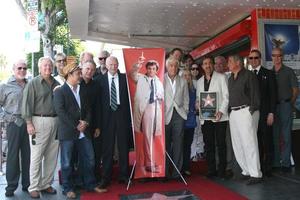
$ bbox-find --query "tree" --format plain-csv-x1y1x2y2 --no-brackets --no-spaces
16,0,66,57
16,0,83,75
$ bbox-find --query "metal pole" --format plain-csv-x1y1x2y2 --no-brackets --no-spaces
32,53,34,77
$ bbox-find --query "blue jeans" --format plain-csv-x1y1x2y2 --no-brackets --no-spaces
273,102,293,167
60,137,97,193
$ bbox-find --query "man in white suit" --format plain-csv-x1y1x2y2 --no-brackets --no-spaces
164,57,189,180
130,58,164,173
196,56,229,178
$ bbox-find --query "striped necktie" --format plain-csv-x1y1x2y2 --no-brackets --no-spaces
110,77,118,111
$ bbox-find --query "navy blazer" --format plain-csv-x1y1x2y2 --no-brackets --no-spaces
53,83,92,140
95,72,131,131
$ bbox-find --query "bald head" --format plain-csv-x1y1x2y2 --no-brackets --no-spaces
106,56,119,75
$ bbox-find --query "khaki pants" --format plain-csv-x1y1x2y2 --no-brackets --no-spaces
28,116,59,192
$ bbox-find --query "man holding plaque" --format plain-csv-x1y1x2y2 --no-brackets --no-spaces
196,56,229,178
228,54,262,185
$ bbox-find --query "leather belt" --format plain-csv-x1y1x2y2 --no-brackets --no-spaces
231,105,248,111
33,114,57,117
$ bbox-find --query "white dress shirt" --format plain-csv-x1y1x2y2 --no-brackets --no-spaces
66,82,85,139
108,72,120,105
167,75,176,97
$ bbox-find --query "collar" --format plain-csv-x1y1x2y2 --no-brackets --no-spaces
249,65,261,73
37,75,54,83
108,72,118,79
66,81,80,92
8,75,27,84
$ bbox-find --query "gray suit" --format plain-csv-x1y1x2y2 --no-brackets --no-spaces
164,74,189,178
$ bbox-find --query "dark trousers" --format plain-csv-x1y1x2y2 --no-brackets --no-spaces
182,128,195,172
165,110,185,178
5,122,30,192
60,137,97,193
202,121,227,175
257,117,273,174
92,135,102,181
101,108,129,182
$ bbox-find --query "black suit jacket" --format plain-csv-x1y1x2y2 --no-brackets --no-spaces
257,67,277,121
95,72,131,131
53,83,92,140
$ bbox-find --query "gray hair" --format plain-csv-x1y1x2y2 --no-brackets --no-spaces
228,54,244,68
166,57,179,67
38,56,54,68
12,59,27,69
54,52,66,60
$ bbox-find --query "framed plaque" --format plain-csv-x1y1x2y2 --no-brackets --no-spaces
200,92,218,120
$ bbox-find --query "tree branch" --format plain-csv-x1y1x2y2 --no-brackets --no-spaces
14,0,27,19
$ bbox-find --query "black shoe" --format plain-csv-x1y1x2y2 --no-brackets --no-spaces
118,178,129,184
206,172,217,178
240,174,251,180
264,171,272,177
281,167,291,173
5,191,14,197
246,177,262,185
22,187,29,192
99,180,109,189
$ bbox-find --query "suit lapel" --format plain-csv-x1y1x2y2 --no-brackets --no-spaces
63,83,80,110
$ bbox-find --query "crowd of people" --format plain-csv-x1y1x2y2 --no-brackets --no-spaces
0,46,298,199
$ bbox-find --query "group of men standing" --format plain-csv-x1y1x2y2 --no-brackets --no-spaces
0,46,298,198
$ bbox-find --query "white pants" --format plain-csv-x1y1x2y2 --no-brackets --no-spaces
28,116,59,192
229,107,262,178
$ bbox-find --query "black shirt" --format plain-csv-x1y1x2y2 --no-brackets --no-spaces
228,68,260,112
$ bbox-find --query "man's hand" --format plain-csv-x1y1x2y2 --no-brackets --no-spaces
77,120,88,132
94,128,101,138
215,111,223,121
266,113,274,126
26,122,35,135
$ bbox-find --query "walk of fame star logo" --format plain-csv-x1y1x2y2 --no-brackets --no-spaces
202,94,215,107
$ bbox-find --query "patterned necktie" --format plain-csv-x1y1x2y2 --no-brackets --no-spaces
110,77,118,111
149,79,154,104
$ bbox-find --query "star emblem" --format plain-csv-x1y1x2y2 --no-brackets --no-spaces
137,193,194,200
202,94,215,107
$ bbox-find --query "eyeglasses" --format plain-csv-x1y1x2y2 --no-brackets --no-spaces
31,134,36,145
17,67,27,71
98,57,107,60
248,57,260,60
272,54,282,58
56,59,66,63
191,68,198,71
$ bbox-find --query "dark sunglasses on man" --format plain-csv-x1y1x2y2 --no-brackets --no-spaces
31,134,36,145
98,57,107,61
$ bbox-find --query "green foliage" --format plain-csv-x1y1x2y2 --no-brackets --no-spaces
24,0,84,76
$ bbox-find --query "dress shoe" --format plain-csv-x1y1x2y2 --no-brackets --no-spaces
183,170,191,176
99,180,109,189
29,191,40,199
240,174,250,180
94,186,108,193
206,172,217,178
22,187,29,192
66,191,77,199
246,177,262,185
5,190,14,197
281,167,291,173
118,178,129,184
41,186,57,195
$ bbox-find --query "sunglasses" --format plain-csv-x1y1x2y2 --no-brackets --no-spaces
56,59,66,63
31,134,36,145
191,68,198,71
98,57,107,60
248,57,260,60
17,67,27,70
272,54,282,58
